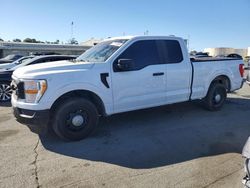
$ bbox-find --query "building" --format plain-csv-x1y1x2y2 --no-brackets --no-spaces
248,47,250,57
204,47,248,57
0,42,91,58
81,38,103,46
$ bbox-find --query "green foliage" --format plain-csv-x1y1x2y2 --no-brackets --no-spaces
68,38,78,45
23,38,44,43
13,38,21,42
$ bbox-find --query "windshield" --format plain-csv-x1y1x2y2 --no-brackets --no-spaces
2,54,15,60
10,57,36,71
14,57,34,65
76,39,128,63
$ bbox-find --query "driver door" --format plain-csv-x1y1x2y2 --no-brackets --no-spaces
111,40,167,113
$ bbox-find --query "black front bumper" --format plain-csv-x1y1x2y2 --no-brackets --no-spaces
13,107,50,133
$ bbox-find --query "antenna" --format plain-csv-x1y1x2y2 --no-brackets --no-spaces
71,21,74,39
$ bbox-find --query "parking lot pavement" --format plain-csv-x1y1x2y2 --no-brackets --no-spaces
1,84,250,188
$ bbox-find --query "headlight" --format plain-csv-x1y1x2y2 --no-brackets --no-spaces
23,80,47,103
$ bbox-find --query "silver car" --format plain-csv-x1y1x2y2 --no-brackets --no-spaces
0,56,34,70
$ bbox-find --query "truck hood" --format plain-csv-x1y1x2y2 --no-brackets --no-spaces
13,60,95,79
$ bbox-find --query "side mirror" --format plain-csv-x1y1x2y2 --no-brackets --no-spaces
117,59,134,71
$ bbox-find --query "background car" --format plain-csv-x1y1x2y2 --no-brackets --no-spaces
246,71,250,85
194,52,210,58
227,53,243,59
0,56,35,70
0,54,23,64
0,55,76,102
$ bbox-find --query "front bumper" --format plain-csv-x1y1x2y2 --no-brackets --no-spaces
13,107,50,133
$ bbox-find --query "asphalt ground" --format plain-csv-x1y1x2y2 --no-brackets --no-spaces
0,84,250,188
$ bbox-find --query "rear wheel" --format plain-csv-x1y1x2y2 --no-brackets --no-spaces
247,74,250,85
0,82,12,102
52,98,99,141
203,83,227,111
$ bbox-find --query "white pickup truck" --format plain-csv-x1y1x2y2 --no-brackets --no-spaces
11,36,244,141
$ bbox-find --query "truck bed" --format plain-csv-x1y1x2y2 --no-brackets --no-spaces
190,57,243,100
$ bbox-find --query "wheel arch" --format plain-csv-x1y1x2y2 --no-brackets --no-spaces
206,74,231,96
210,75,231,91
50,90,107,116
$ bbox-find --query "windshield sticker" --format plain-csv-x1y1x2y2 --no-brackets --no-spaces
110,42,123,47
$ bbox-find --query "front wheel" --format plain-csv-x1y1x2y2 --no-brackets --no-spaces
52,98,99,141
203,83,227,111
0,82,12,102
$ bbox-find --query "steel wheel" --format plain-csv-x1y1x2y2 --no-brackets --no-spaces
66,110,89,131
0,83,12,102
52,98,99,141
203,83,227,111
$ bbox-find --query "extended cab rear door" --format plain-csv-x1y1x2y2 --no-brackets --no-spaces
111,39,167,113
164,39,192,103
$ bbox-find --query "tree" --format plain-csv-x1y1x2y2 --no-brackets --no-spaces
0,38,3,42
31,38,37,43
49,40,60,44
23,38,44,43
13,38,21,42
68,38,78,45
23,38,33,43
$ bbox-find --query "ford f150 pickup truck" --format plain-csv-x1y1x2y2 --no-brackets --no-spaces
11,36,244,141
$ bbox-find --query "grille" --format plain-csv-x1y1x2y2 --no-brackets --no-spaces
12,79,25,99
17,82,25,99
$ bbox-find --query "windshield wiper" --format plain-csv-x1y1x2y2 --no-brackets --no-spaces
74,59,90,63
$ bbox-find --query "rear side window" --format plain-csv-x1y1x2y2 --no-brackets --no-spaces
115,40,163,71
30,58,51,65
160,40,183,64
29,59,40,65
57,56,73,60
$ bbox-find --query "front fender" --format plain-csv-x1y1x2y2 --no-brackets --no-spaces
42,82,113,114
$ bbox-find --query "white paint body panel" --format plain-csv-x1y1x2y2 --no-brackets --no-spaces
11,36,243,116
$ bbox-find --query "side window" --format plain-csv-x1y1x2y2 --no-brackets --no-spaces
160,40,183,64
50,58,59,61
42,58,60,63
29,60,39,65
114,40,163,71
30,58,49,65
48,58,65,62
57,57,68,61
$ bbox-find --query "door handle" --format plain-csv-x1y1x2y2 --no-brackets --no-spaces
153,72,164,76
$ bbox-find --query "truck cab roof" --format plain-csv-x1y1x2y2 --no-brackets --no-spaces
104,35,182,42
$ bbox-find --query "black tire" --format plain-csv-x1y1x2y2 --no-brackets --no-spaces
203,83,227,111
0,81,12,102
52,98,99,141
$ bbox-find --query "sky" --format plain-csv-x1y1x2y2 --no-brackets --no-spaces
0,0,250,51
